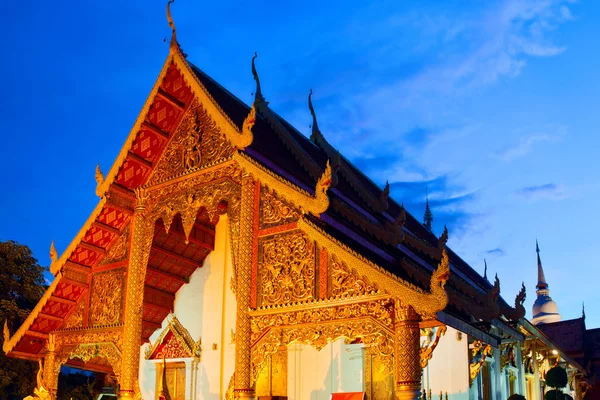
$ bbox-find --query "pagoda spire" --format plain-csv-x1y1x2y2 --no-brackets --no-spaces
423,187,433,230
531,238,561,324
252,53,267,104
536,239,548,291
582,302,586,319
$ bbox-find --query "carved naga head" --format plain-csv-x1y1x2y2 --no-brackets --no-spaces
515,282,526,307
432,249,451,289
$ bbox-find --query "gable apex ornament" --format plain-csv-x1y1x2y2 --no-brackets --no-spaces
252,52,267,104
145,313,201,360
95,164,104,197
49,241,58,266
166,0,177,48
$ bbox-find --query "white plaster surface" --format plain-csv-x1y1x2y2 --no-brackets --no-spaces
423,327,470,400
138,214,237,400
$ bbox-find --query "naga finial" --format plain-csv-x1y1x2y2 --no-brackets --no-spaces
252,52,266,104
515,282,526,307
3,320,9,343
492,274,500,299
380,180,390,204
431,248,450,290
95,164,104,196
312,160,332,216
166,0,177,48
438,225,449,249
49,241,58,265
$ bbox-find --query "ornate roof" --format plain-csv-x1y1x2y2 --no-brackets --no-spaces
145,314,201,360
5,11,527,358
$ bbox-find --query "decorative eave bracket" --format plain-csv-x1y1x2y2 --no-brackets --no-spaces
298,217,450,320
233,151,331,217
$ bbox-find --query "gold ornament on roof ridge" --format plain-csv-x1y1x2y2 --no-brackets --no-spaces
95,164,105,197
234,151,330,216
49,240,58,266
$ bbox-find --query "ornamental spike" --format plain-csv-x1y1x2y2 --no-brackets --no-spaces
252,52,267,104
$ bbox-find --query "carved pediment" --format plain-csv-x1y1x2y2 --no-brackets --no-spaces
147,99,237,186
145,314,201,360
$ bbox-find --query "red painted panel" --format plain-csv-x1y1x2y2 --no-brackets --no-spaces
147,98,181,134
68,246,101,267
41,299,72,319
115,157,152,189
83,225,116,249
161,62,193,106
131,127,167,164
54,281,86,301
13,335,45,354
30,317,62,333
97,207,129,230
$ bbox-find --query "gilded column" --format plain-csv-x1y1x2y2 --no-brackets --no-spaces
234,175,256,399
120,188,154,399
43,333,59,397
394,299,421,400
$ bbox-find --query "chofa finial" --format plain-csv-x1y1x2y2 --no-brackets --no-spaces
166,0,177,46
50,241,58,265
483,259,488,280
252,52,266,104
308,89,322,142
95,164,104,196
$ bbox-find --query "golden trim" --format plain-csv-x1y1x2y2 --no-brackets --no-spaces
298,217,449,319
233,152,330,217
49,198,107,275
96,54,174,198
249,293,391,316
144,314,201,360
3,272,63,354
172,50,254,150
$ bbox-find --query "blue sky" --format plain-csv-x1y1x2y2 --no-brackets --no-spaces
1,0,598,328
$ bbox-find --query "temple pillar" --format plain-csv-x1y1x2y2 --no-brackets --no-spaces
394,299,421,400
120,188,154,399
516,342,525,396
234,175,256,399
43,333,59,397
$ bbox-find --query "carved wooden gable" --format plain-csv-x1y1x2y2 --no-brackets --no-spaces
145,314,201,360
147,99,236,186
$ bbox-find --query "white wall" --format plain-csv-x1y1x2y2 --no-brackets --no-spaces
138,214,237,400
288,339,364,400
423,327,470,400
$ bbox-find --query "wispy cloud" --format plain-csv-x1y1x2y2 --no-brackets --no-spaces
516,183,568,201
485,248,506,256
497,134,559,161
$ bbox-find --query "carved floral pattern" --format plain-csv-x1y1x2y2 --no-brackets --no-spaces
148,100,235,185
330,254,378,297
251,318,394,381
99,224,129,266
250,298,394,342
260,188,300,229
63,297,86,329
259,231,315,306
89,269,125,327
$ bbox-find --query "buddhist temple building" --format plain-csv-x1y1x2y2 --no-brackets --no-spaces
1,3,595,400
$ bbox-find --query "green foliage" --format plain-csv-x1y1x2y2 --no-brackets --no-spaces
546,366,569,389
56,371,96,400
0,240,48,399
508,395,526,400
